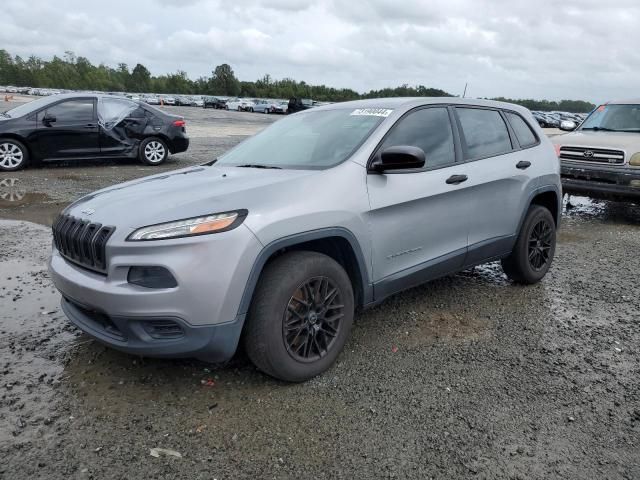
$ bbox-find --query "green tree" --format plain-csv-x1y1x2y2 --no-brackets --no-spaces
128,63,151,92
209,64,240,96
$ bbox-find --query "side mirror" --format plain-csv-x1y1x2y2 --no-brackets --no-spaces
559,120,577,131
370,146,426,172
42,113,56,125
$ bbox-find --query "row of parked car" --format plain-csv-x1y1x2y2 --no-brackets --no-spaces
532,110,588,128
131,94,320,114
1,86,320,115
1,86,62,96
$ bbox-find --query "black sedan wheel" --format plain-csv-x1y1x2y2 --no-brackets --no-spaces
139,137,168,166
244,251,354,382
0,139,28,171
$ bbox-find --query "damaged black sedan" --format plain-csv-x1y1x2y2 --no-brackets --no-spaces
0,93,189,171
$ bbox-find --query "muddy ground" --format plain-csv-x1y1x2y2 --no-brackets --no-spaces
0,101,639,479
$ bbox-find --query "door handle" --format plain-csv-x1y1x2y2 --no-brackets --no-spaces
516,160,531,169
84,123,97,128
445,174,468,185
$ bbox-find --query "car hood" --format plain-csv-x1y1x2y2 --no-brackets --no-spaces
66,166,317,232
551,130,640,153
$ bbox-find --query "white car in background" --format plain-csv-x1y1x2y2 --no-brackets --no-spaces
226,97,255,112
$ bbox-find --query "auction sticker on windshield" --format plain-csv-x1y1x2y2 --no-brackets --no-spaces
350,108,393,117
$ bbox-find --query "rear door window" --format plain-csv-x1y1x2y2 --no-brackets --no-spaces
505,112,538,148
98,98,138,127
456,107,512,159
380,107,455,168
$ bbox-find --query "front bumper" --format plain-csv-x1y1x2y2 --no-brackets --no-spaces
48,224,262,361
561,162,640,201
61,296,245,361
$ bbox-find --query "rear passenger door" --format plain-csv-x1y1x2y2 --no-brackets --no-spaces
452,107,539,264
366,106,470,297
97,97,147,155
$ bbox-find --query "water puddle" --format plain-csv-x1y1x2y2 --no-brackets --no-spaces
0,178,63,226
564,195,640,225
0,221,74,445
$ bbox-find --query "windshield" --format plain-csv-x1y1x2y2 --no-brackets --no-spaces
4,96,58,118
580,104,640,132
216,108,386,170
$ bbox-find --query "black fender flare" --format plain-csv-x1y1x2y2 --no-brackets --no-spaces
518,184,562,232
237,227,373,316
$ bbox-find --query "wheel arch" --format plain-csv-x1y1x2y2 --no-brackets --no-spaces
237,228,372,317
529,187,561,226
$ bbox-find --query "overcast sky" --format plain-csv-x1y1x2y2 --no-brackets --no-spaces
2,0,639,102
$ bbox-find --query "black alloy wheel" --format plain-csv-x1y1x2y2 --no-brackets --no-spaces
528,219,553,270
501,204,556,284
283,276,344,363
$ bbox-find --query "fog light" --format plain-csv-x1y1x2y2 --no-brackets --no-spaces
630,153,640,166
128,266,177,288
630,180,640,188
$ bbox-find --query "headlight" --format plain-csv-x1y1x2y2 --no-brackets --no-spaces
630,152,640,166
127,210,247,241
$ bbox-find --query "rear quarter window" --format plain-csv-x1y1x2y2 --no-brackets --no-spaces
505,112,538,148
456,107,512,159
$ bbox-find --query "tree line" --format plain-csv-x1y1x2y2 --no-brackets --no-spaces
0,50,594,111
491,97,595,113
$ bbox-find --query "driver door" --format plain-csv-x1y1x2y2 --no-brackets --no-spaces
34,98,99,159
366,106,471,298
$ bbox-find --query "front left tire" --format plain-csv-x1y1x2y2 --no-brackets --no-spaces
0,139,28,172
139,137,168,166
243,251,355,382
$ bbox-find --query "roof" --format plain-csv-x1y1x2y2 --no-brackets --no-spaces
606,99,640,105
315,96,532,114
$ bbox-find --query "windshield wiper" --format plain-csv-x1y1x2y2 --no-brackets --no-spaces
236,164,282,169
203,158,218,166
582,126,620,132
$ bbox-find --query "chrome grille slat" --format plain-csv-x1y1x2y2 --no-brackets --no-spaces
52,214,115,274
559,146,625,165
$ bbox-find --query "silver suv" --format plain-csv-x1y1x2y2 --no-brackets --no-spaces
48,98,561,382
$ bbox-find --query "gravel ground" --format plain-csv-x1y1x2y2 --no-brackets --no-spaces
0,100,639,479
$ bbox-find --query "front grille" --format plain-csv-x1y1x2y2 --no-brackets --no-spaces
52,214,115,273
559,146,625,165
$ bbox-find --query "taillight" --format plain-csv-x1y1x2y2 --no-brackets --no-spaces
173,119,185,127
554,144,561,157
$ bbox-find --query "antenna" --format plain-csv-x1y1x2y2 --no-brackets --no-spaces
462,83,468,98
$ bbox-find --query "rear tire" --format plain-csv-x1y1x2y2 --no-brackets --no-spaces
139,137,168,166
244,251,354,382
0,139,28,171
501,205,556,284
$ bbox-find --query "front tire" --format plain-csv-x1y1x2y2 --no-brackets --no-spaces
244,251,354,382
139,137,168,166
0,139,28,171
502,205,556,284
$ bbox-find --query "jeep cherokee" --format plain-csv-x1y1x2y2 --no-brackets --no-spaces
48,98,561,382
